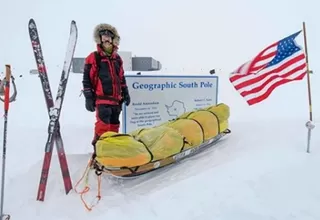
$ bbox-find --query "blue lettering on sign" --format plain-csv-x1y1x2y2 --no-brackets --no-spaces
179,82,198,88
131,81,214,90
132,82,177,91
200,81,213,88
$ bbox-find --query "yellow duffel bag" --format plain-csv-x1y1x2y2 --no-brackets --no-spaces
204,103,230,132
204,103,230,123
219,120,229,132
95,132,152,168
164,118,204,148
132,126,186,161
178,110,219,141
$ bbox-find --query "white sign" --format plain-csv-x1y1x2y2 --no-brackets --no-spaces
122,75,219,133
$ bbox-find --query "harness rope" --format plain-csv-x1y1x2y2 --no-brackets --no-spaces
74,155,102,211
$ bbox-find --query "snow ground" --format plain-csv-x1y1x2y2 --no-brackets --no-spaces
0,69,319,220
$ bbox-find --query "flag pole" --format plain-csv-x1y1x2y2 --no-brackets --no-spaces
302,21,315,153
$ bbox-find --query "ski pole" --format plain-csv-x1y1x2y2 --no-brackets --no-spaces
0,65,11,220
0,75,17,103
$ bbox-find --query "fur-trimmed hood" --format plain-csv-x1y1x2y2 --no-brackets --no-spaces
93,23,120,47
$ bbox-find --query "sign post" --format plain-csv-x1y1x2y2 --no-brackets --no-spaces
122,75,219,133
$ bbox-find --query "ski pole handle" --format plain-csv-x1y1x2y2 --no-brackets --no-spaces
4,65,11,111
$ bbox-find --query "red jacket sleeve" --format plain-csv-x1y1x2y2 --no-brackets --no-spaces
82,52,97,91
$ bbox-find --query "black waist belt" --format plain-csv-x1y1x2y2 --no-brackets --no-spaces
96,95,120,102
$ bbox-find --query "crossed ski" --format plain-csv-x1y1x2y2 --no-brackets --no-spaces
28,18,78,201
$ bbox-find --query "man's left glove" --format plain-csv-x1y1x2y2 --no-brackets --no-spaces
121,87,131,106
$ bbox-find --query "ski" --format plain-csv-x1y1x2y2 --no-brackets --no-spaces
28,18,77,201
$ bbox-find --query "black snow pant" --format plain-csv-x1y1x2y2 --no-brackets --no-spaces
91,104,122,148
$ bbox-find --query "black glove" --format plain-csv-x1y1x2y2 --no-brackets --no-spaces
121,87,131,106
83,89,95,112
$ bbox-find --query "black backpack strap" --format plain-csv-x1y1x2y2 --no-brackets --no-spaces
94,51,101,71
112,54,123,76
94,51,122,73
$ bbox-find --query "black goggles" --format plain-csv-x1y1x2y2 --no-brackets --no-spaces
99,29,115,38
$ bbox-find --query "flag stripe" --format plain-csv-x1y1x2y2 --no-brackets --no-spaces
232,52,306,91
246,71,307,105
250,52,276,72
230,44,278,82
251,46,278,70
240,64,307,98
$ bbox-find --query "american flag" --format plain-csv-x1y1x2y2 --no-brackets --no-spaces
229,30,307,105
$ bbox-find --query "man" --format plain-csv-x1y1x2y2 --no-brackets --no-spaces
82,23,131,148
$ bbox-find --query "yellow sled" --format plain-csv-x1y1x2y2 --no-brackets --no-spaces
92,103,231,178
75,103,231,211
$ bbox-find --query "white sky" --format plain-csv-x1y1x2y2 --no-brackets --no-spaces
0,0,318,75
